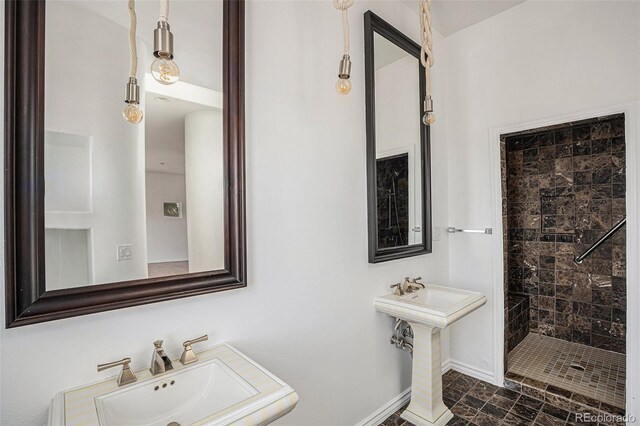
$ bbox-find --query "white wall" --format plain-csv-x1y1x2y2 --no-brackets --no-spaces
185,110,225,272
145,172,189,264
44,2,149,286
443,0,640,386
0,1,450,425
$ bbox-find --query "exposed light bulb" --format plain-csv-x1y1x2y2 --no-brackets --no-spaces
422,112,435,126
336,78,352,95
151,56,180,85
123,103,143,124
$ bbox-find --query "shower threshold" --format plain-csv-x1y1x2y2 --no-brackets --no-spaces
507,333,625,410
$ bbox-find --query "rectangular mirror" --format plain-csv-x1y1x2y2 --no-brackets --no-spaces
4,0,245,327
364,11,432,263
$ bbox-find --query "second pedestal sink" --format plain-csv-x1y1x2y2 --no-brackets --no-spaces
375,283,486,426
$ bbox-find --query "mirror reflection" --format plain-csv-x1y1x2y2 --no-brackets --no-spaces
44,0,224,290
373,33,423,249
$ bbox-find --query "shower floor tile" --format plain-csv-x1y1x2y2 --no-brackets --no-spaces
508,333,625,409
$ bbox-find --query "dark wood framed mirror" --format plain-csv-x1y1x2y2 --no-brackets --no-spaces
4,0,245,327
364,11,432,263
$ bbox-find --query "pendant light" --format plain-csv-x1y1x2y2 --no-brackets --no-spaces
151,0,180,85
333,0,354,95
419,0,435,125
123,0,143,124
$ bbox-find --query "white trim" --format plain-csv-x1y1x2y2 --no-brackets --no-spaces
445,359,495,384
356,387,411,426
357,359,494,426
487,101,640,417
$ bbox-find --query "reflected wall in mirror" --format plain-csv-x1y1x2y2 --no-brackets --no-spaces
4,0,245,327
44,1,224,290
364,11,432,263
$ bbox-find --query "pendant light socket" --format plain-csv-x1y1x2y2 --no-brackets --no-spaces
153,21,174,59
423,95,433,113
338,54,351,79
125,77,141,104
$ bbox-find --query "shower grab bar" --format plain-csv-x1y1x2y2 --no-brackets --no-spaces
447,227,493,235
574,216,626,265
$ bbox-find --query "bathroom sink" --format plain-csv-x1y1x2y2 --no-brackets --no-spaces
375,283,486,425
374,283,487,329
49,344,298,426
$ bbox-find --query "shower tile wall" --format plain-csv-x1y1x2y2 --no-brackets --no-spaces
504,114,626,354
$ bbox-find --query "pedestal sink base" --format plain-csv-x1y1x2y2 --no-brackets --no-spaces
400,323,453,426
401,407,453,426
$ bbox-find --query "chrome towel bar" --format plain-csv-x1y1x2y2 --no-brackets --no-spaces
575,216,626,264
447,227,493,235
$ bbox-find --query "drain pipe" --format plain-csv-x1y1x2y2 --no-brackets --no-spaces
390,319,414,356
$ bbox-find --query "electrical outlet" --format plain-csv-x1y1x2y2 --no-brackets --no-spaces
117,244,133,261
433,226,441,241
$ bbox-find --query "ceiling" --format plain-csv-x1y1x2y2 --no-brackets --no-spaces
401,0,526,36
64,0,223,91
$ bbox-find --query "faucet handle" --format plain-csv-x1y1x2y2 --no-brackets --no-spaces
390,283,404,296
153,340,164,348
412,276,422,282
97,357,137,386
180,335,208,365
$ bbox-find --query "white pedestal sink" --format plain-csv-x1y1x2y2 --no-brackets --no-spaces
375,284,486,426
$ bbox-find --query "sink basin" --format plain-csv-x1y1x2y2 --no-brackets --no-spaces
49,343,298,426
375,283,486,426
374,283,487,329
95,359,258,425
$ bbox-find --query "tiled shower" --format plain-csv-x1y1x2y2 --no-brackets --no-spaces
501,114,627,411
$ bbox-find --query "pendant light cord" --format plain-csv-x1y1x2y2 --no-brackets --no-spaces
419,0,434,96
159,0,169,22
128,0,138,78
333,0,354,55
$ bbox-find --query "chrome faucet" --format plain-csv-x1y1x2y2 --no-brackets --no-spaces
150,340,173,375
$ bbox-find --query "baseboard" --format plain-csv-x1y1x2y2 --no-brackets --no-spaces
357,359,495,426
445,359,495,384
355,387,411,426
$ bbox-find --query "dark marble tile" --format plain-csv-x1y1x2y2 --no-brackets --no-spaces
511,402,540,421
535,411,565,426
444,386,466,402
573,141,591,156
451,375,480,393
502,412,530,426
446,416,468,426
496,388,520,401
488,394,516,411
573,126,591,141
451,403,479,422
471,412,497,426
541,403,569,421
467,382,499,402
591,138,611,154
517,395,545,410
480,403,509,420
460,394,486,410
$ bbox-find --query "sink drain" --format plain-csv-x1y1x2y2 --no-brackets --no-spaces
570,362,585,372
167,422,180,426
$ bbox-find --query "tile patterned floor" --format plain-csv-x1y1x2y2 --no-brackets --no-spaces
381,370,625,426
508,334,625,409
